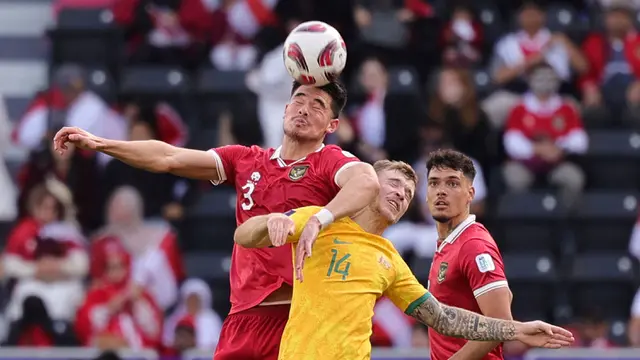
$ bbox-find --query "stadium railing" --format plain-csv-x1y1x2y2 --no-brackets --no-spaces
0,348,158,360
1,347,637,360
525,348,640,360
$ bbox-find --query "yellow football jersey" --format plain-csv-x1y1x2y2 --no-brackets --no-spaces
279,206,430,360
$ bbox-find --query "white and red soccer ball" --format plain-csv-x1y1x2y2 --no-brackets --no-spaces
283,21,347,86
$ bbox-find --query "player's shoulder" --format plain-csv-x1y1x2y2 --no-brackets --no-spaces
315,144,358,160
212,144,266,157
458,223,501,254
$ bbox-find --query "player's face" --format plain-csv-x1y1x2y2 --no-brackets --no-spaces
427,167,474,223
375,169,415,223
283,85,339,143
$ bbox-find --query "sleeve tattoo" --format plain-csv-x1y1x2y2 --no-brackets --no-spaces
410,294,518,342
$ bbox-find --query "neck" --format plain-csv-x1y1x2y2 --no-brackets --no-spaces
279,136,323,160
55,160,70,174
435,210,470,241
535,93,552,101
352,208,389,236
524,28,539,37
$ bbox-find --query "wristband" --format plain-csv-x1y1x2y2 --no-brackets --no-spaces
313,208,335,229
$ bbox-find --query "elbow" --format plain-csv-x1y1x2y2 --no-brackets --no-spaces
358,172,381,200
233,230,254,248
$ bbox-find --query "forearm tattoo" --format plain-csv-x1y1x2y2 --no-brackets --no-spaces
411,295,518,342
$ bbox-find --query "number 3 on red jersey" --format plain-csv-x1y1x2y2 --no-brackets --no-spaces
241,181,255,210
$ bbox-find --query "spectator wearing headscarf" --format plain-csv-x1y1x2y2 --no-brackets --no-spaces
163,279,222,351
91,186,185,311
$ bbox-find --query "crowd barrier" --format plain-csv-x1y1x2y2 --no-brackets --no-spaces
0,347,637,360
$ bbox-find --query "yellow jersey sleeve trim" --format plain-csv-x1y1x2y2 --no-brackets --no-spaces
404,292,431,315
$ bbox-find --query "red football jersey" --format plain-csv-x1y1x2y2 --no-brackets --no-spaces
208,144,361,314
427,215,508,360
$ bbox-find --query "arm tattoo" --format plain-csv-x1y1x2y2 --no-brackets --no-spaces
411,295,518,342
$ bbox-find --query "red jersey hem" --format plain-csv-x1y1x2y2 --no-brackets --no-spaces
228,277,287,315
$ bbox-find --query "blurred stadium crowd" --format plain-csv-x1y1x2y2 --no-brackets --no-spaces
0,0,640,358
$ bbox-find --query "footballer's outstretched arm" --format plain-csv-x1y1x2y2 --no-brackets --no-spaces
411,294,517,341
53,127,220,180
409,294,573,347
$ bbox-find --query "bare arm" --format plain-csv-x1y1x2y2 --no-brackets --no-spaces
234,215,272,248
53,127,220,181
325,162,380,220
410,293,518,342
450,287,514,360
98,138,219,180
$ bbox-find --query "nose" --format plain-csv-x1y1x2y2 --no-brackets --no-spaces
297,103,309,116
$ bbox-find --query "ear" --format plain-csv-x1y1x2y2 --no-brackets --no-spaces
325,117,340,134
468,186,475,205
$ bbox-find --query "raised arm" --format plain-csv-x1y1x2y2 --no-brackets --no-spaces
53,126,219,180
409,294,573,347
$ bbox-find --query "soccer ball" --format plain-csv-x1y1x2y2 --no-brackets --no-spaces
283,21,347,86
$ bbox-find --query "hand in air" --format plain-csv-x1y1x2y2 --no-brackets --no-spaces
294,216,322,282
266,213,295,247
53,126,101,155
516,321,574,349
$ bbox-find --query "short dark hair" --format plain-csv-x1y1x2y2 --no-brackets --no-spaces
426,149,476,181
291,80,348,118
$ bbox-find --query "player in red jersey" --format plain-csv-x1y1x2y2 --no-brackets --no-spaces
53,80,380,360
425,149,513,360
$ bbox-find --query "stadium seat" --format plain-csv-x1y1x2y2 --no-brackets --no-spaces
183,251,232,315
197,68,250,95
184,251,230,280
48,8,123,68
410,256,433,282
51,65,115,102
57,8,116,30
567,253,639,319
569,192,638,253
583,131,640,189
180,188,236,252
609,319,630,346
472,68,493,99
503,253,558,321
490,192,568,255
194,68,260,139
545,4,588,42
471,1,505,48
387,66,421,96
0,220,14,247
120,67,191,96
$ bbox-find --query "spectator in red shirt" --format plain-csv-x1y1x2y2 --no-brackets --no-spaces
503,62,588,206
91,186,185,311
75,242,162,350
579,2,640,127
439,3,483,68
4,180,86,288
113,0,213,68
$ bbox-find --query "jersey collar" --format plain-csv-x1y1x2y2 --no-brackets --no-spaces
270,144,325,167
436,214,476,253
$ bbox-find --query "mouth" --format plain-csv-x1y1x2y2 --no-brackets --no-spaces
292,116,308,126
434,200,448,209
387,199,399,212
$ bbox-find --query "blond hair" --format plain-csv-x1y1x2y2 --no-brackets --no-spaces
373,160,418,186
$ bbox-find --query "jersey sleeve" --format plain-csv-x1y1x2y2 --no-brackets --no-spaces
284,206,322,244
207,144,251,186
459,238,509,298
319,145,362,191
384,251,431,315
